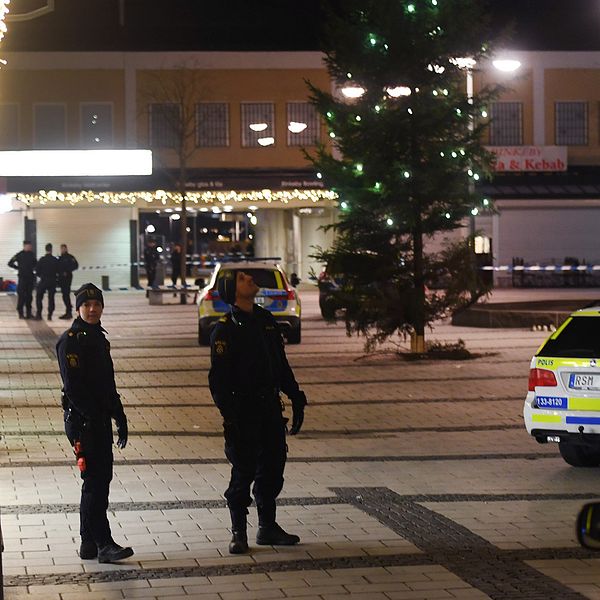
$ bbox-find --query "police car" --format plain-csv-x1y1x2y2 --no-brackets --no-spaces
524,305,600,466
197,259,301,346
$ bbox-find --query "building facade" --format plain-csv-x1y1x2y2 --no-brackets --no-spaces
0,51,337,288
2,49,600,288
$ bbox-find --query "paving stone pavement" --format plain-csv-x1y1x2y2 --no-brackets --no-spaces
2,288,600,599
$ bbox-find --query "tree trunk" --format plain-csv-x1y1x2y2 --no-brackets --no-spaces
411,213,425,354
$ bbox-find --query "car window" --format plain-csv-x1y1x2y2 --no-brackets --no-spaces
539,316,600,357
217,268,282,290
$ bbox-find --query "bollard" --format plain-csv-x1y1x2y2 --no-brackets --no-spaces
101,275,110,291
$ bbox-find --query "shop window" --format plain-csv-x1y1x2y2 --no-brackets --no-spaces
286,102,319,146
0,104,19,149
555,101,588,146
489,102,523,145
196,102,229,147
241,102,275,147
149,103,180,149
34,104,66,149
80,103,113,148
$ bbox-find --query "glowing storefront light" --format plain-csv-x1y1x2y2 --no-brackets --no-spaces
0,149,153,177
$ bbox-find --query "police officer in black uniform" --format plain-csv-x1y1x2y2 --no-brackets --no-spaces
7,239,36,319
209,269,307,554
144,239,160,288
34,243,59,320
56,283,134,563
58,243,79,319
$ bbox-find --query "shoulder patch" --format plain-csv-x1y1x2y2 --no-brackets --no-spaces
214,339,227,355
66,353,80,368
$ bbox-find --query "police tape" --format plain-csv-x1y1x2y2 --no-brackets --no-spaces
482,265,600,272
77,261,210,270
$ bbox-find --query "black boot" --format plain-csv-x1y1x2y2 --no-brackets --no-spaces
256,523,300,546
97,541,134,563
47,313,53,321
59,313,72,320
18,313,24,319
34,313,42,320
229,530,249,554
79,540,98,560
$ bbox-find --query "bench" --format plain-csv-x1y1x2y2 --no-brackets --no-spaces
147,286,199,305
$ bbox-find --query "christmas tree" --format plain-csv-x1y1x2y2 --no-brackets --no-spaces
307,0,500,352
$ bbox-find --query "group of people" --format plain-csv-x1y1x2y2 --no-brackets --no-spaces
56,269,307,564
8,240,79,320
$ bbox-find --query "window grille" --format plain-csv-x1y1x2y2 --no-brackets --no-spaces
286,102,319,146
241,102,275,147
0,104,18,149
555,101,588,145
34,104,66,149
149,103,180,149
196,102,229,147
489,102,523,145
81,103,113,148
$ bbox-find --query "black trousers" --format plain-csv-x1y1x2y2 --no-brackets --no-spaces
224,409,287,527
59,274,73,313
147,264,157,287
36,280,56,316
171,267,181,286
16,277,34,316
65,417,114,546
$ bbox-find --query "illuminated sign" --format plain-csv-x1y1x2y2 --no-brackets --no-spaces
0,149,153,177
486,146,567,172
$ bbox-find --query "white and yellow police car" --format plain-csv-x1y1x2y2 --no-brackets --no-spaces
197,260,301,346
524,305,600,466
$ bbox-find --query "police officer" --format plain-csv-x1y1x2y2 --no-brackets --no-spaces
58,243,79,319
7,239,36,319
144,239,160,288
56,283,133,563
34,243,59,320
209,269,307,554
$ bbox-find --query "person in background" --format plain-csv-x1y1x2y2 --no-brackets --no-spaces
58,243,79,320
8,240,36,319
35,243,59,320
144,239,160,288
170,243,182,287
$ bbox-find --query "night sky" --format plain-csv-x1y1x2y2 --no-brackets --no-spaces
3,0,600,52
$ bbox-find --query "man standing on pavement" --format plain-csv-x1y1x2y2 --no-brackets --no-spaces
7,240,36,319
56,283,133,564
170,243,182,287
58,243,79,319
34,243,59,320
209,269,307,554
143,239,160,288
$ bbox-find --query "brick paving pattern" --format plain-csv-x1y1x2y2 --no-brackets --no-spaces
2,288,600,598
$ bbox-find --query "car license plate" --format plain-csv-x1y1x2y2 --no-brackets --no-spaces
569,373,600,390
255,296,265,305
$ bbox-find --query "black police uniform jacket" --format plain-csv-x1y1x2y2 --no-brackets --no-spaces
56,317,126,426
57,252,79,279
35,254,59,283
8,250,36,279
208,304,300,421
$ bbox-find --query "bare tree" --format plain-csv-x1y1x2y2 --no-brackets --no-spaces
139,65,213,297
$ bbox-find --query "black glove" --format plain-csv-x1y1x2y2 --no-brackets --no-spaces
115,417,128,449
290,391,307,435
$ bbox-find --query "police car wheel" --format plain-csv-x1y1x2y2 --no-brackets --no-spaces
198,322,211,346
287,324,301,344
558,441,600,467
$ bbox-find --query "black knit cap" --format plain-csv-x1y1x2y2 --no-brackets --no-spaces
217,270,237,305
74,283,104,310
